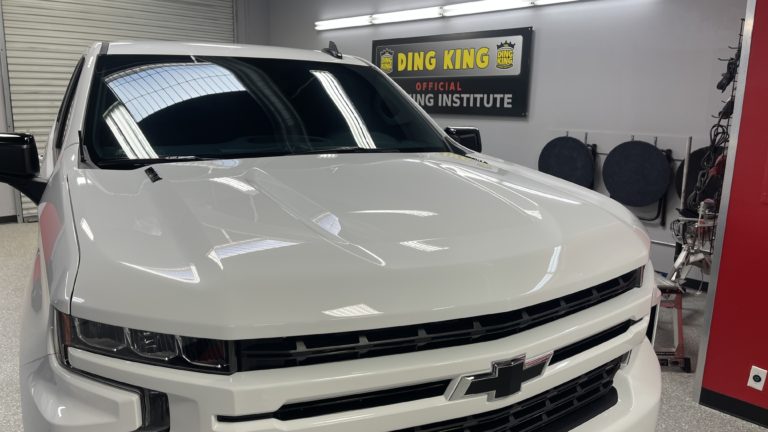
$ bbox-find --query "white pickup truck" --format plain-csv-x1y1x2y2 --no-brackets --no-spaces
0,41,660,432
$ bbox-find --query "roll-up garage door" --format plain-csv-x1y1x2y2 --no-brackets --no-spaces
1,0,234,220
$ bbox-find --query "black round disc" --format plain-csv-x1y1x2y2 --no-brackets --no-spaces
603,141,671,207
538,136,595,188
675,146,725,197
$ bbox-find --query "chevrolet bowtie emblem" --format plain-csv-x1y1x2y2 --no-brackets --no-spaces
448,352,553,402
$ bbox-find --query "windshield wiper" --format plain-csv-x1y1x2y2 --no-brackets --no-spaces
98,156,218,168
292,147,401,155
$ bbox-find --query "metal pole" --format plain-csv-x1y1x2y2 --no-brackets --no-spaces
680,137,693,209
651,239,677,248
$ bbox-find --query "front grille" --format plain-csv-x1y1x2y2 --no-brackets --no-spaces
236,268,642,371
549,320,634,364
218,323,633,423
219,380,452,423
397,356,623,432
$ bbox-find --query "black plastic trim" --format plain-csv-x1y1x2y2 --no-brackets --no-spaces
216,324,634,423
700,388,768,428
0,133,47,203
235,268,643,371
68,369,170,432
550,320,636,364
445,126,482,153
54,56,85,152
0,175,47,204
321,41,343,59
218,380,452,423
545,387,619,432
646,305,658,342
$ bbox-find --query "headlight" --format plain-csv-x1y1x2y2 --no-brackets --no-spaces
56,311,233,374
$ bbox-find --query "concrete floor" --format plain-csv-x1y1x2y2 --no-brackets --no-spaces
0,222,764,431
0,222,36,432
654,290,764,431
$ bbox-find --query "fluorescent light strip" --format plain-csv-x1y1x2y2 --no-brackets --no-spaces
315,14,372,30
371,6,443,24
443,0,532,16
315,0,582,30
534,0,578,5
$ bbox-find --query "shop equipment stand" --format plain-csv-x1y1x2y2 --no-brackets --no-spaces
655,277,692,372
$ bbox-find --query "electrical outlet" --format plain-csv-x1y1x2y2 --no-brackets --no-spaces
747,365,766,391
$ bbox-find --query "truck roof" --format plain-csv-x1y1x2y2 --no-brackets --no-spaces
98,41,368,66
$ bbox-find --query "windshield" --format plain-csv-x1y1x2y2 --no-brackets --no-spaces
83,55,451,167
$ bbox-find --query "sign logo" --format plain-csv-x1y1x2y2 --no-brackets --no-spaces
448,352,552,401
496,41,516,69
372,28,532,117
380,48,394,74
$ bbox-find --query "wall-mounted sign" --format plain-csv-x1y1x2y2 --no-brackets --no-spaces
372,28,533,117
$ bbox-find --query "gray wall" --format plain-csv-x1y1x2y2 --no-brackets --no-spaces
235,0,270,44
240,0,746,273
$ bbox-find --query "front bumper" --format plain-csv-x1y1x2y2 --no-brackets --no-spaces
572,340,660,432
19,354,142,432
21,281,660,432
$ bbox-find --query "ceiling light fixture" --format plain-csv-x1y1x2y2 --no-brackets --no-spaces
533,0,579,5
315,0,583,30
315,14,373,31
371,6,443,24
443,0,532,17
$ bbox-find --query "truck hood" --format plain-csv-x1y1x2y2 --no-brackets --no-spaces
68,152,649,339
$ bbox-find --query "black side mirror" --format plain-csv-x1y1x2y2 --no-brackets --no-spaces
445,127,482,153
0,133,46,204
